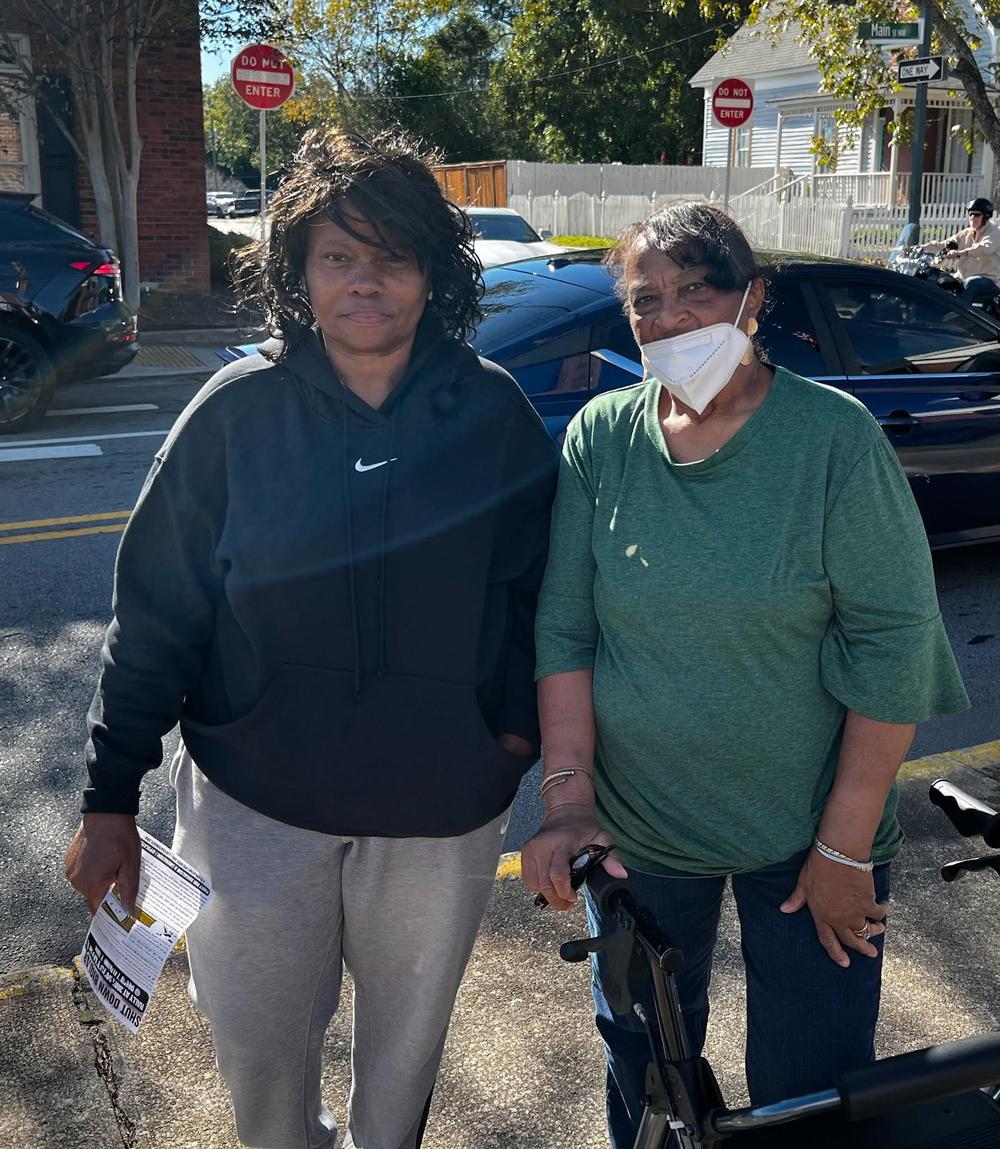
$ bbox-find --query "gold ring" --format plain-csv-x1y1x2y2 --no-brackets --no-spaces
851,923,871,940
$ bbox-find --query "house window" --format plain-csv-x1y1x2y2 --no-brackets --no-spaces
0,34,40,194
814,112,839,170
735,126,752,168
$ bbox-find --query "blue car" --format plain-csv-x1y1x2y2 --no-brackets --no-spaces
220,248,1000,548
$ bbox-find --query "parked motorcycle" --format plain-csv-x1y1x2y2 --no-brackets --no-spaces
887,222,1000,321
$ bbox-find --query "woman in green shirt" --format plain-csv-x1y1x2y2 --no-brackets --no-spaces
521,202,969,1144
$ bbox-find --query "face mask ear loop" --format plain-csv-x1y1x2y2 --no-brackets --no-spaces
735,280,753,329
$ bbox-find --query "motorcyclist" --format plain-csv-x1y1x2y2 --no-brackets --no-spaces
920,197,1000,305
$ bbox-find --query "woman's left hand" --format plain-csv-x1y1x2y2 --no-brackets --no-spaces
780,850,889,968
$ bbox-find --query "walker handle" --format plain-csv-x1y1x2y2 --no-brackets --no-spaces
838,1033,1000,1122
583,864,633,917
929,779,1000,846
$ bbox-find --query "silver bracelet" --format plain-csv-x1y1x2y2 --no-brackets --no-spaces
813,837,875,872
540,768,592,798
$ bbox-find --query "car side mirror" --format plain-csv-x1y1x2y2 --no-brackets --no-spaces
539,228,554,240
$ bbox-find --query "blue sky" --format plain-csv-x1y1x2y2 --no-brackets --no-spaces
201,41,239,87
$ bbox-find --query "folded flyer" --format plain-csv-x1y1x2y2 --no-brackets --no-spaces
81,829,212,1033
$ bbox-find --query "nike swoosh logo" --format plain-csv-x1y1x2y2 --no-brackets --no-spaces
355,457,398,473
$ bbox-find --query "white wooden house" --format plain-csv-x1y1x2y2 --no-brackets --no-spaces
689,16,997,210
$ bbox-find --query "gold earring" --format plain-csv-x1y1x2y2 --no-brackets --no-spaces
741,316,758,365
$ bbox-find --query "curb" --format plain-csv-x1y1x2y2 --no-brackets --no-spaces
139,327,265,346
494,740,1000,888
0,964,75,999
7,741,996,990
898,738,1000,781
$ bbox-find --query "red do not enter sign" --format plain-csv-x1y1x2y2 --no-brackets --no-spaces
711,78,754,129
231,44,295,111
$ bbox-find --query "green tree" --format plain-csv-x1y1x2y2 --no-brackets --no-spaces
203,76,316,185
375,9,509,158
282,0,455,129
0,0,272,309
493,0,741,163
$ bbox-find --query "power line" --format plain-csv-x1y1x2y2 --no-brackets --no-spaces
343,22,736,102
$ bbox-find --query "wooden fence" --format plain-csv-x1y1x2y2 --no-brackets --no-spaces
432,162,507,207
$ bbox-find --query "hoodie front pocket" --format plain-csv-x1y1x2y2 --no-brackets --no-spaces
179,665,528,836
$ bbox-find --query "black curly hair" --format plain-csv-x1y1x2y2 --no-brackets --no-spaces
233,127,484,357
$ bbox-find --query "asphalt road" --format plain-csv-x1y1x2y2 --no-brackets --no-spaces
1,369,999,978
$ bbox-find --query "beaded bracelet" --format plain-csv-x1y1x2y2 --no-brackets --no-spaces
813,837,875,872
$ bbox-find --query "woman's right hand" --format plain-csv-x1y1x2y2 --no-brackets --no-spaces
521,803,627,911
64,813,141,914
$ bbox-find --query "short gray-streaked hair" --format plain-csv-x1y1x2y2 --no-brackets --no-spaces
605,202,764,304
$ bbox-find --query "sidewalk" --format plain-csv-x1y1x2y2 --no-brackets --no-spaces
3,750,999,1149
106,328,266,382
0,874,609,1149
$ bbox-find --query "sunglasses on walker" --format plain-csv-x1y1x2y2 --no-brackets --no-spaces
533,843,616,909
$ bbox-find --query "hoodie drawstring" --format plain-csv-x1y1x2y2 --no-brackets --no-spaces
377,411,396,679
341,414,363,703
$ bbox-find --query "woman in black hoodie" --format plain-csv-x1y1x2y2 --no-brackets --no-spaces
64,128,558,1149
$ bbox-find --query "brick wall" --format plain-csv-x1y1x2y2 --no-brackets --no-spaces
130,22,210,294
6,0,209,294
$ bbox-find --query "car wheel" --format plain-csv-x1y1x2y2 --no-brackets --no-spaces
0,326,57,434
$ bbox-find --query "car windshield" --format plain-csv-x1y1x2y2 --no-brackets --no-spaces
469,213,542,243
473,267,602,354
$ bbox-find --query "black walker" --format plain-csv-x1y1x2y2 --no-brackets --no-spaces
561,779,1000,1148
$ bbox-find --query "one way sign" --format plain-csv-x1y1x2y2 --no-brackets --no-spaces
898,55,945,83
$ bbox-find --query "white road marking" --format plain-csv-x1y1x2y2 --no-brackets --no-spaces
0,444,103,462
0,429,169,447
46,404,159,417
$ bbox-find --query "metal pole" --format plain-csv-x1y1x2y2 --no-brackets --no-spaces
724,129,733,208
211,119,219,191
259,108,267,245
908,1,933,239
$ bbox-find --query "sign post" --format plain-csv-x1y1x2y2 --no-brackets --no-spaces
230,44,295,240
907,2,933,239
711,78,755,208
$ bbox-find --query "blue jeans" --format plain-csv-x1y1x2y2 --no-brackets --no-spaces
585,849,891,1149
962,274,999,304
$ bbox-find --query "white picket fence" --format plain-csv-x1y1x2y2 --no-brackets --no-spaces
730,195,969,261
739,170,983,210
507,161,774,237
503,160,978,260
511,189,719,238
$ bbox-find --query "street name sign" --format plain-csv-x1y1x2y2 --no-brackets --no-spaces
711,78,754,129
858,19,923,45
898,56,945,84
231,44,295,111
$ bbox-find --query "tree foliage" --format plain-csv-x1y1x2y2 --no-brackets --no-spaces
203,76,312,184
372,10,509,157
492,0,743,163
690,0,1000,188
0,0,274,309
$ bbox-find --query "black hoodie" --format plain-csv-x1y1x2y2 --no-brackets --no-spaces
83,323,558,836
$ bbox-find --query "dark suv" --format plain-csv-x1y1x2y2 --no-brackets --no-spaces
0,192,138,431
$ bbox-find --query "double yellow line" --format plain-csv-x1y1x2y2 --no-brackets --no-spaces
0,510,131,546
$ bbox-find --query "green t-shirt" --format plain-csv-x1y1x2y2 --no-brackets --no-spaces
534,368,969,877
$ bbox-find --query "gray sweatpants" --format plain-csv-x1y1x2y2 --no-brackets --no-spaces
171,748,508,1149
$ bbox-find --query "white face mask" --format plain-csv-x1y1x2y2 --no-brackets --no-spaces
639,283,753,415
